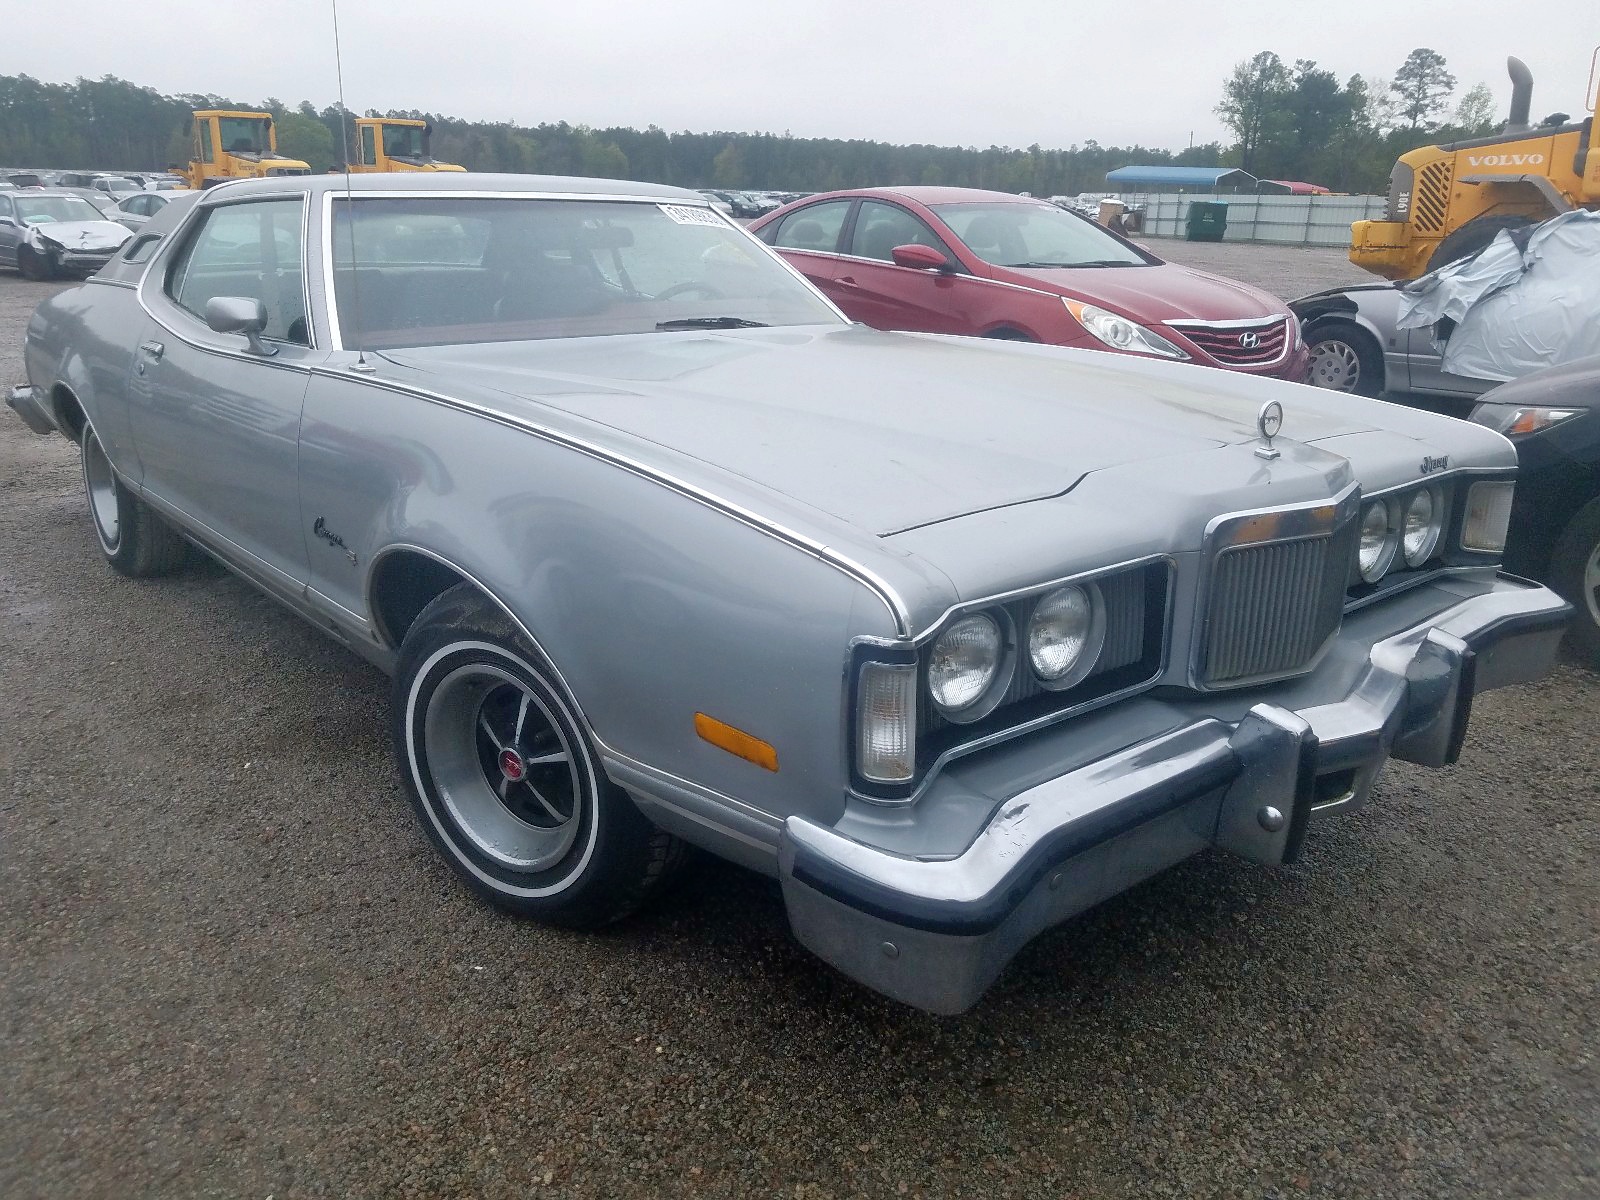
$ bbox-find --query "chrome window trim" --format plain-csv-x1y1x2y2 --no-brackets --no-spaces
845,555,1177,807
327,369,911,637
319,189,848,352
135,191,317,360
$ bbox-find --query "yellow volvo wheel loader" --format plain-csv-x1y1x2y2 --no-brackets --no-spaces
1351,51,1600,280
347,118,465,172
180,111,312,189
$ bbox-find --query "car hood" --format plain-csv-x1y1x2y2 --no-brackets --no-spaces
30,220,130,249
380,324,1376,535
997,262,1288,325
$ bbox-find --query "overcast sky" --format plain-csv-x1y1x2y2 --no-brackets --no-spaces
11,0,1596,151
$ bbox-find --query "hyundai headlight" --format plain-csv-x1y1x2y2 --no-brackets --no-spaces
1063,300,1189,360
927,613,1004,717
1401,487,1443,567
1357,499,1398,583
1027,583,1105,689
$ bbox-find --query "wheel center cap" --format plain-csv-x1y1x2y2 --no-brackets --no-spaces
498,748,525,782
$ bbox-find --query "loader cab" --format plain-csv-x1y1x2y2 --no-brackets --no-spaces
351,118,464,172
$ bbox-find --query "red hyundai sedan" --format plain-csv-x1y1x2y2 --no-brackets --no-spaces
749,186,1309,380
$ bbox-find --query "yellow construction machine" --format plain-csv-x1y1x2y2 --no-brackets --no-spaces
1350,50,1600,280
348,118,465,172
180,110,312,189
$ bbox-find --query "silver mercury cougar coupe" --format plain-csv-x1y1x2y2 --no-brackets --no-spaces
8,174,1571,1014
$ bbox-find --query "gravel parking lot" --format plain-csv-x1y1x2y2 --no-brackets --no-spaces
3,243,1597,1200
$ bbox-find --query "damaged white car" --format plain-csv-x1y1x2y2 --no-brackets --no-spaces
0,190,132,280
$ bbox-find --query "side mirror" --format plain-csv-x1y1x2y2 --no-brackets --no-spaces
204,296,276,356
891,243,953,272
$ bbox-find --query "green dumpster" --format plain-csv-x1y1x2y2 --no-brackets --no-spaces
1185,201,1228,242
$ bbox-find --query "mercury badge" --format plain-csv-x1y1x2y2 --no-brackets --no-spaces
1255,399,1284,460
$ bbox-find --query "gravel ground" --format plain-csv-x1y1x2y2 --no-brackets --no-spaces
2,247,1597,1200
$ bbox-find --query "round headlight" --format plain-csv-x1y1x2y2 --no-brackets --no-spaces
1358,499,1398,583
927,613,1003,714
1028,583,1105,688
1402,488,1443,567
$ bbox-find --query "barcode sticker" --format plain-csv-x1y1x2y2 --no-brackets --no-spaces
659,204,727,227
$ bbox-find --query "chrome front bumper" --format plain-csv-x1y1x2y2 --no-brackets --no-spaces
6,385,56,435
779,576,1571,1014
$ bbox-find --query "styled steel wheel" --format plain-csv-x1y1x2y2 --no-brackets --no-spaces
78,423,188,577
422,660,585,873
81,426,122,555
393,584,685,925
1305,321,1383,398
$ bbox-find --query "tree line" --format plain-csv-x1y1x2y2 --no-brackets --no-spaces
1,56,1502,198
1215,47,1501,190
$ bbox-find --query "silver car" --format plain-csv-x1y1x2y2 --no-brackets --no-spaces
1293,284,1499,402
8,174,1569,1014
113,189,188,231
0,189,132,279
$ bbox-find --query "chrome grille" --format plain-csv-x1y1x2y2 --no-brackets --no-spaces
1173,318,1289,367
1201,516,1357,686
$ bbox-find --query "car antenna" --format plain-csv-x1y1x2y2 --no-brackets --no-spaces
330,0,374,373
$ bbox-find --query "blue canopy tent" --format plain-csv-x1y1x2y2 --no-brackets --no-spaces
1104,166,1257,193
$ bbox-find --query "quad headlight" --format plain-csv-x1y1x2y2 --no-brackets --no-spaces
1357,499,1398,583
927,613,1005,717
1027,583,1105,689
1401,487,1443,567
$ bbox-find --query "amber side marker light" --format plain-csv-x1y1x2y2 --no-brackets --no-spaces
694,712,779,772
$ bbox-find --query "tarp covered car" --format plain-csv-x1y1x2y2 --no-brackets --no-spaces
1397,209,1600,384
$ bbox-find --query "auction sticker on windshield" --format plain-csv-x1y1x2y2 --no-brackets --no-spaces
659,204,727,227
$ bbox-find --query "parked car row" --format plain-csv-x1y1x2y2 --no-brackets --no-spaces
4,173,1572,1014
2,168,187,193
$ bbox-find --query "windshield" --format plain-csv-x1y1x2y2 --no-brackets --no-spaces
933,202,1148,268
331,197,841,349
217,117,272,155
383,124,426,159
14,196,105,225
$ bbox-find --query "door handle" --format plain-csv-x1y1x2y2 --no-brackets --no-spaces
139,340,165,361
837,276,860,287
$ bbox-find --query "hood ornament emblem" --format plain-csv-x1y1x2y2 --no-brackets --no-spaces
1255,400,1283,460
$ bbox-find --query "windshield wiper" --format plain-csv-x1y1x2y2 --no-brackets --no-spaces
655,316,769,331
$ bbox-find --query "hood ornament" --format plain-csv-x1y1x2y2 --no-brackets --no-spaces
1255,400,1283,460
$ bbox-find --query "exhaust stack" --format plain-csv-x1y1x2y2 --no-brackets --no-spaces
1505,56,1533,132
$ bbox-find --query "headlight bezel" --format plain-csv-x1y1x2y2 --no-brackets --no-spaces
1357,498,1399,583
926,610,1012,723
1063,299,1190,360
1467,402,1583,439
1401,485,1444,568
1027,582,1107,690
848,558,1173,805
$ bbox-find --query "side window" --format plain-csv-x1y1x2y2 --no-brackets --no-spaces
0,196,14,222
770,201,850,254
165,199,309,346
360,126,377,167
195,124,214,165
123,233,162,264
849,201,950,263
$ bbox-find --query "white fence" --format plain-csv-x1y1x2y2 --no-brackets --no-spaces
1115,192,1387,247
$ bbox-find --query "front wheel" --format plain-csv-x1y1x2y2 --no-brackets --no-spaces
17,245,53,281
1550,499,1600,665
1426,214,1534,273
393,584,685,926
1304,320,1384,397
